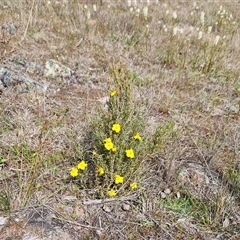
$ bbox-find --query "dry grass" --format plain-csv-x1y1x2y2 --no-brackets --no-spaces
0,0,240,239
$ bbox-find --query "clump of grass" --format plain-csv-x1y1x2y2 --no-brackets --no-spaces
0,190,10,212
0,26,12,62
160,195,192,215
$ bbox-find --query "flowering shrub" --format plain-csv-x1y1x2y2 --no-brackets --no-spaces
70,62,174,198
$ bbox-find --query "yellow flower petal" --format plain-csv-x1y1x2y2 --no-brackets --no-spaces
130,182,138,190
110,90,117,97
112,146,117,152
108,189,116,197
98,167,105,175
77,160,88,170
134,133,142,141
104,138,112,143
70,167,78,177
115,174,124,184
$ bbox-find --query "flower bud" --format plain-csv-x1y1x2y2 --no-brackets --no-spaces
200,11,205,25
143,6,148,19
214,35,220,45
208,26,212,34
172,11,177,19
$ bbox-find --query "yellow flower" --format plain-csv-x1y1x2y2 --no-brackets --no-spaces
112,146,117,152
130,182,138,190
104,138,114,150
104,141,114,150
77,160,88,170
104,138,112,143
108,189,116,197
98,167,105,175
93,151,97,155
134,133,142,141
126,148,135,159
70,167,78,177
112,123,121,133
115,174,124,184
110,90,117,97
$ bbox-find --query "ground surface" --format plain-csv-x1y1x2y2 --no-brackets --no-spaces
0,1,240,239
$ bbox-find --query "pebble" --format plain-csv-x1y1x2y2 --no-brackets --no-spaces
102,205,112,213
160,192,166,199
44,59,72,78
0,217,7,225
176,192,181,199
62,195,77,201
122,203,131,211
164,188,171,194
223,217,230,228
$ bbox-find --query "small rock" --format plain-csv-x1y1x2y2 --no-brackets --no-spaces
225,104,239,114
62,195,77,201
122,203,131,211
211,107,224,116
176,192,181,199
164,188,171,195
102,205,112,213
0,65,43,91
44,59,72,78
0,67,13,88
160,192,166,199
3,22,18,34
223,217,230,228
0,216,7,225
